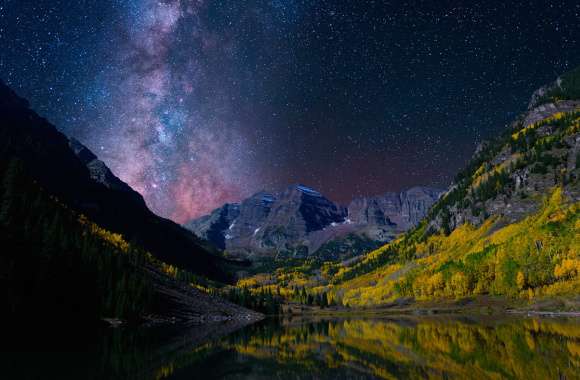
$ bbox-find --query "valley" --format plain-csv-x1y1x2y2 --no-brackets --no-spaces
3,1,580,378
1,67,579,324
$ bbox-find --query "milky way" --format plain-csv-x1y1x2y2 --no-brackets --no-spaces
2,0,580,223
90,0,259,222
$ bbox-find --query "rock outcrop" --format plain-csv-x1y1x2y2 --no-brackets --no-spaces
348,186,443,231
69,138,139,196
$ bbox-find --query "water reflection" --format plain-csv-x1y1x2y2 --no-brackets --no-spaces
173,316,580,380
3,316,580,379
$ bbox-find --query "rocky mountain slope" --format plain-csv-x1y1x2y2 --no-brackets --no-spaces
424,67,580,235
185,184,442,260
347,186,444,232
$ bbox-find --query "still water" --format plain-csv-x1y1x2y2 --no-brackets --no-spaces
4,315,580,379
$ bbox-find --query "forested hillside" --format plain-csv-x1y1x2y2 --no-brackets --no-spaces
326,68,580,307
0,157,262,325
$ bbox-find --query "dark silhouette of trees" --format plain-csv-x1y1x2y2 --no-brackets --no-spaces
0,158,155,325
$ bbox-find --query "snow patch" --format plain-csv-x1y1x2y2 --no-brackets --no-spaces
296,185,322,197
260,193,276,204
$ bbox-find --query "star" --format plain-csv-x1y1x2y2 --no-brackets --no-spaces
2,0,580,222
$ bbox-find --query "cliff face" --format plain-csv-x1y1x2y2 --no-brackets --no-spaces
185,185,442,260
348,186,444,231
68,138,138,195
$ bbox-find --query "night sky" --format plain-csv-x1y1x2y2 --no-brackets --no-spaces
1,1,579,222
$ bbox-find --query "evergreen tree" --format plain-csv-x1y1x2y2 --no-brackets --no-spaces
0,159,25,225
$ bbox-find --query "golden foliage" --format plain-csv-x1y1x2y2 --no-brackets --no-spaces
554,259,580,280
217,317,580,380
331,187,580,307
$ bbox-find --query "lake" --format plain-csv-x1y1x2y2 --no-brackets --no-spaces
3,315,580,379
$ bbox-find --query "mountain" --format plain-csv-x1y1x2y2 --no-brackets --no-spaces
0,81,228,282
0,81,265,328
184,184,442,260
423,67,580,235
0,158,262,328
232,66,580,310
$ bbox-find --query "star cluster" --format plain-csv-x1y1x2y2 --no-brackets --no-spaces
1,0,580,222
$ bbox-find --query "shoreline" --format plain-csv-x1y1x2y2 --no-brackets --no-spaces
275,295,580,318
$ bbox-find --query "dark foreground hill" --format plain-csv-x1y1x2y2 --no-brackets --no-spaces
185,184,442,261
0,81,228,281
0,82,261,327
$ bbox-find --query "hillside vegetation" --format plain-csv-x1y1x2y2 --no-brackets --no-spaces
533,65,580,107
332,187,579,307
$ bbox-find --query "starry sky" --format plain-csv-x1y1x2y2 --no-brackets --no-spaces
1,1,580,223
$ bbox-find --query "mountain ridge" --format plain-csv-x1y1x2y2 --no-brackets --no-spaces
184,184,443,260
